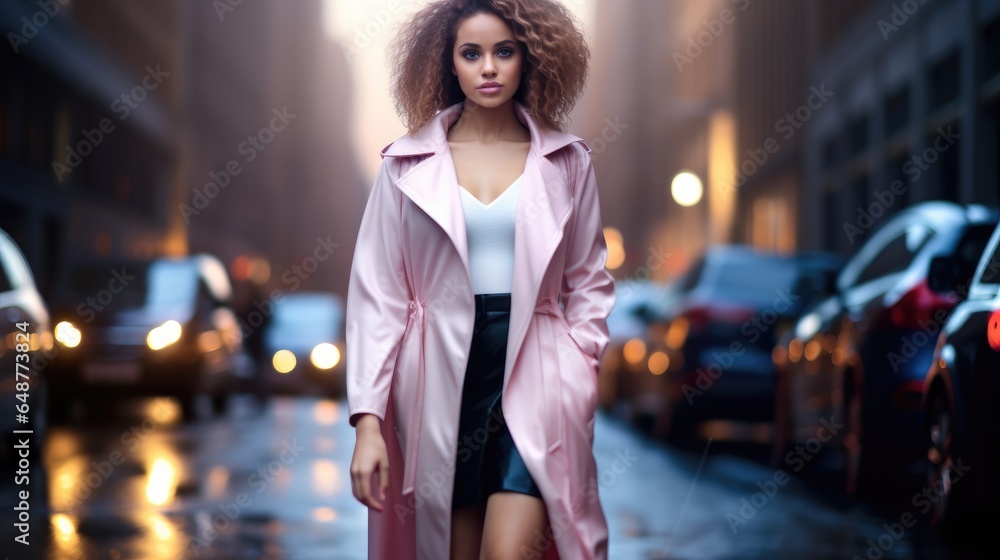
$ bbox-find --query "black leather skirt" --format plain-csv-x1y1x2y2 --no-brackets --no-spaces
452,293,543,512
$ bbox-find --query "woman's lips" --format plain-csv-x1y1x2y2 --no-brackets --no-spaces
478,83,503,95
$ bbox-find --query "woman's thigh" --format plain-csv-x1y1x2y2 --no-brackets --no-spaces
451,502,487,560
480,491,550,559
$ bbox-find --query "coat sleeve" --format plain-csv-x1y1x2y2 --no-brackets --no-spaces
560,142,616,363
345,157,411,428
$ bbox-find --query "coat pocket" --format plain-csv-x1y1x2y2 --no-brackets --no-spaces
555,330,599,440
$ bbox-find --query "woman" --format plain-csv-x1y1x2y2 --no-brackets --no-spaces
346,1,614,558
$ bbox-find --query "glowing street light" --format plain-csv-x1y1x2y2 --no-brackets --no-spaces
671,171,703,207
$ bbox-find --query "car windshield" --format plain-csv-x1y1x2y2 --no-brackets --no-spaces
273,296,341,336
148,261,198,309
66,261,197,310
704,256,802,305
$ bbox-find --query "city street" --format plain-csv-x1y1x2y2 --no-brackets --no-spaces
2,395,995,559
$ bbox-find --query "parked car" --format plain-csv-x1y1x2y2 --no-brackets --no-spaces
0,229,51,482
771,202,997,496
597,279,671,420
920,219,1000,534
646,245,841,443
262,292,346,397
47,254,252,421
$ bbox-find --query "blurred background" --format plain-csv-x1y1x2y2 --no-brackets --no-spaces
2,0,1000,558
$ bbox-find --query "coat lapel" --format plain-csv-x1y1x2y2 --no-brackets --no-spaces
383,101,586,387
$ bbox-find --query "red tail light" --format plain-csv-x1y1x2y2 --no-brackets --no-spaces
988,310,1000,351
880,281,959,329
682,303,757,331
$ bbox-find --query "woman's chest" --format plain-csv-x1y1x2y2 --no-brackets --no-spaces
448,141,530,206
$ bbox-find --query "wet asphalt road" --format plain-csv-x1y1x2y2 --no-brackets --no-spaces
1,395,996,559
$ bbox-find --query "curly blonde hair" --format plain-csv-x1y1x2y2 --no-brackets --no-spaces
389,0,590,133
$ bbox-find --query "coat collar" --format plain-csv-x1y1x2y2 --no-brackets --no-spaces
381,101,588,395
380,101,587,159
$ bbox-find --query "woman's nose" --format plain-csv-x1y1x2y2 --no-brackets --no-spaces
482,57,497,77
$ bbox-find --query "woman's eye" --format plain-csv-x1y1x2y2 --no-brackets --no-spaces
463,51,479,60
498,48,513,57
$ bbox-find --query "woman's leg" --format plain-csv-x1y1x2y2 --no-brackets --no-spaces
479,491,550,560
451,502,487,560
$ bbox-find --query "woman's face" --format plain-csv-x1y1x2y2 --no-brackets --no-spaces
452,11,524,109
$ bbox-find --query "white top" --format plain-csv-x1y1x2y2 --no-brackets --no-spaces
459,174,523,295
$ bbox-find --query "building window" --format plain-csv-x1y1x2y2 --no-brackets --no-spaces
883,153,911,215
851,173,870,215
822,136,840,170
848,115,869,157
928,50,961,111
751,196,792,253
822,186,839,253
883,85,910,137
983,18,1000,84
924,123,961,202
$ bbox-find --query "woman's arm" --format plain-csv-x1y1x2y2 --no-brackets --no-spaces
560,143,616,363
345,158,411,428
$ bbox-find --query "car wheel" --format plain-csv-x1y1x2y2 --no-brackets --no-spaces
925,389,963,533
178,395,198,422
664,400,697,448
843,369,869,496
210,394,228,416
771,366,792,467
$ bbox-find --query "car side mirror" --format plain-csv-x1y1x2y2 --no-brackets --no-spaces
928,256,963,294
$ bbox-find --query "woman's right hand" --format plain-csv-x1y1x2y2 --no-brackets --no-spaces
350,414,390,511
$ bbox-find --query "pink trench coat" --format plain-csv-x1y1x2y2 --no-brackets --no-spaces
346,101,615,559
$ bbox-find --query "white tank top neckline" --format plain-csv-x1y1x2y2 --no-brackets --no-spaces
459,174,523,295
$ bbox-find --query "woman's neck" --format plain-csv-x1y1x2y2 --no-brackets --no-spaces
448,99,527,143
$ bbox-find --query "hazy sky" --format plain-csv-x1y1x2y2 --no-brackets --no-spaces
323,0,595,184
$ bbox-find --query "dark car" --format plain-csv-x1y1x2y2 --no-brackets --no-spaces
920,219,1000,535
0,229,51,478
772,201,997,497
646,245,841,443
47,254,251,421
262,292,346,397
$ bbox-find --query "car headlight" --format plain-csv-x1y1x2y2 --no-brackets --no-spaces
310,343,341,370
55,321,82,348
273,349,296,374
147,320,182,350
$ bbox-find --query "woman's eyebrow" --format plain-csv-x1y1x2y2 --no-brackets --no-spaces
458,39,517,48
